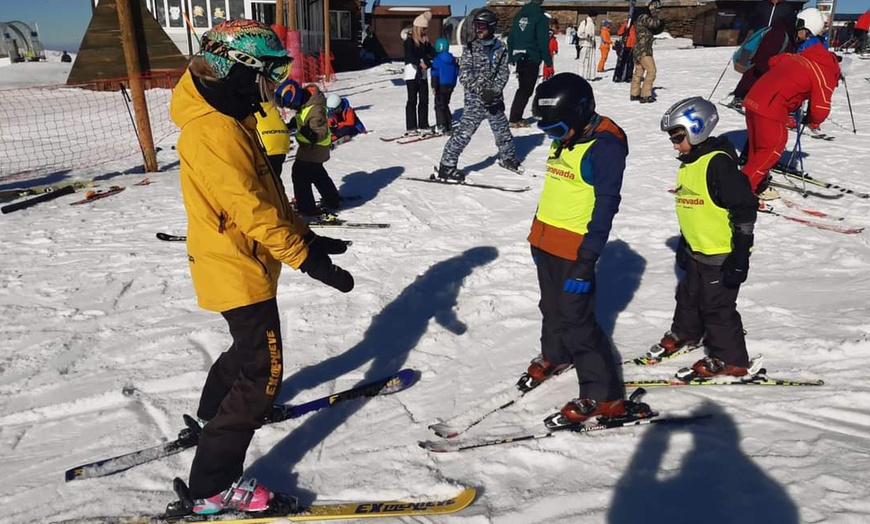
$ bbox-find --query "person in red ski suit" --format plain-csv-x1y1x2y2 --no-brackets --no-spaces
741,8,840,198
542,29,559,80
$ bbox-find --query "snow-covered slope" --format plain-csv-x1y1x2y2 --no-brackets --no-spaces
1,45,869,524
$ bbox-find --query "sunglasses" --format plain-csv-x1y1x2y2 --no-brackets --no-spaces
538,120,571,140
668,132,687,144
474,21,491,33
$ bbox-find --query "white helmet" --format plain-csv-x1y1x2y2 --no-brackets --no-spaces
660,96,719,146
796,8,826,37
326,93,342,110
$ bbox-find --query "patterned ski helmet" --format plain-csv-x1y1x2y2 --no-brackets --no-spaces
660,97,719,145
200,20,291,81
435,38,450,53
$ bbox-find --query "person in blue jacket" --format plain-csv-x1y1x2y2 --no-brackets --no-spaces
430,37,459,134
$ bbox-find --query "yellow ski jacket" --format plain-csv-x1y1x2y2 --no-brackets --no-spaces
170,70,311,312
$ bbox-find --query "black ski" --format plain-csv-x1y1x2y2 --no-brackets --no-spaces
771,165,870,199
403,175,531,193
1,185,76,214
156,232,186,242
64,369,418,481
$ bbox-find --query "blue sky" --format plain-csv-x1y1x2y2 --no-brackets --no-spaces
3,0,866,52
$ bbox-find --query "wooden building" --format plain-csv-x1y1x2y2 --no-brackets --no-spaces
69,0,188,85
370,5,451,60
486,0,807,47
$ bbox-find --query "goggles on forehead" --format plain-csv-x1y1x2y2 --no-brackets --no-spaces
474,21,491,33
537,120,571,141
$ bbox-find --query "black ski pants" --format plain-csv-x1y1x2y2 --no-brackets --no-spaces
405,78,430,131
532,246,622,401
671,257,749,367
188,298,283,499
509,60,540,124
267,154,286,179
433,84,454,130
291,158,340,214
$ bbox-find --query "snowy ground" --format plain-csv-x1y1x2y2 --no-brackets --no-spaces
1,41,870,524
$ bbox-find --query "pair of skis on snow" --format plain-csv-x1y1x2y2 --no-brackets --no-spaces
61,370,477,522
421,344,823,453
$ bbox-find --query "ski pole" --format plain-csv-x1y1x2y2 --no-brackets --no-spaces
119,83,141,148
708,60,731,100
841,76,857,134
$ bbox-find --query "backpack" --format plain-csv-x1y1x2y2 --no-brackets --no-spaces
733,26,788,74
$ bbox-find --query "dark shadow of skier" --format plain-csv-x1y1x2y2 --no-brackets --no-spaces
596,239,646,339
245,246,499,502
608,401,799,524
336,165,404,210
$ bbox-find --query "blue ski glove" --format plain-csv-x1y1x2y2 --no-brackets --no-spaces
563,249,598,294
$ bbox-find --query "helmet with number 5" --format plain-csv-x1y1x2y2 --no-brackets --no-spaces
660,97,719,146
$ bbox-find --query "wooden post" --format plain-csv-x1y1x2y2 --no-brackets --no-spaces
324,0,332,78
115,0,158,172
276,0,285,27
288,0,297,31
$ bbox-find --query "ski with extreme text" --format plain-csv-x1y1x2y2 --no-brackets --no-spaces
65,369,418,482
305,214,390,229
758,201,863,234
53,484,476,523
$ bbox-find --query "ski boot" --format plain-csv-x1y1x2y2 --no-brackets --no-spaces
435,163,466,183
516,355,572,392
192,477,274,515
642,331,701,365
498,157,524,174
674,355,764,383
544,389,656,429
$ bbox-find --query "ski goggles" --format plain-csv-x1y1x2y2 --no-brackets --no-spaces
537,120,571,141
262,56,293,82
474,21,492,33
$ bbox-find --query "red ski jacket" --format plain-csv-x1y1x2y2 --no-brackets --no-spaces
856,11,870,32
743,42,840,126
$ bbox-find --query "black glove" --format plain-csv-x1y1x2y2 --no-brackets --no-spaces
299,125,317,143
481,89,498,105
676,235,690,270
299,247,354,293
303,231,350,255
563,249,598,294
722,233,752,289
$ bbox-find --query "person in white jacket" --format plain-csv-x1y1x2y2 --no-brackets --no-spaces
576,15,596,79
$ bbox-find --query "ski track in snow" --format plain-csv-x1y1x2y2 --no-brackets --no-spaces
1,42,870,523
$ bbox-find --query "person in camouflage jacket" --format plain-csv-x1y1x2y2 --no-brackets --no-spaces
630,0,665,102
437,9,522,181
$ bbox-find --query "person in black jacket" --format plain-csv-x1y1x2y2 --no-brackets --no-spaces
507,0,552,127
403,11,435,136
655,97,759,381
728,16,796,110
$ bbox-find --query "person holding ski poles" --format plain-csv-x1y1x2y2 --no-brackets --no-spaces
169,19,353,517
521,72,631,422
436,9,522,181
741,7,841,200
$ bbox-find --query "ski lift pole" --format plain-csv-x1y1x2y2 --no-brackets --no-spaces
709,60,731,100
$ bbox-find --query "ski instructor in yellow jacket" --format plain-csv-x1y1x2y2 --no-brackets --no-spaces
169,19,353,517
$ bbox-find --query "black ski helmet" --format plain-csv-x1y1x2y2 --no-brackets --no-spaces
473,9,498,34
532,73,596,137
